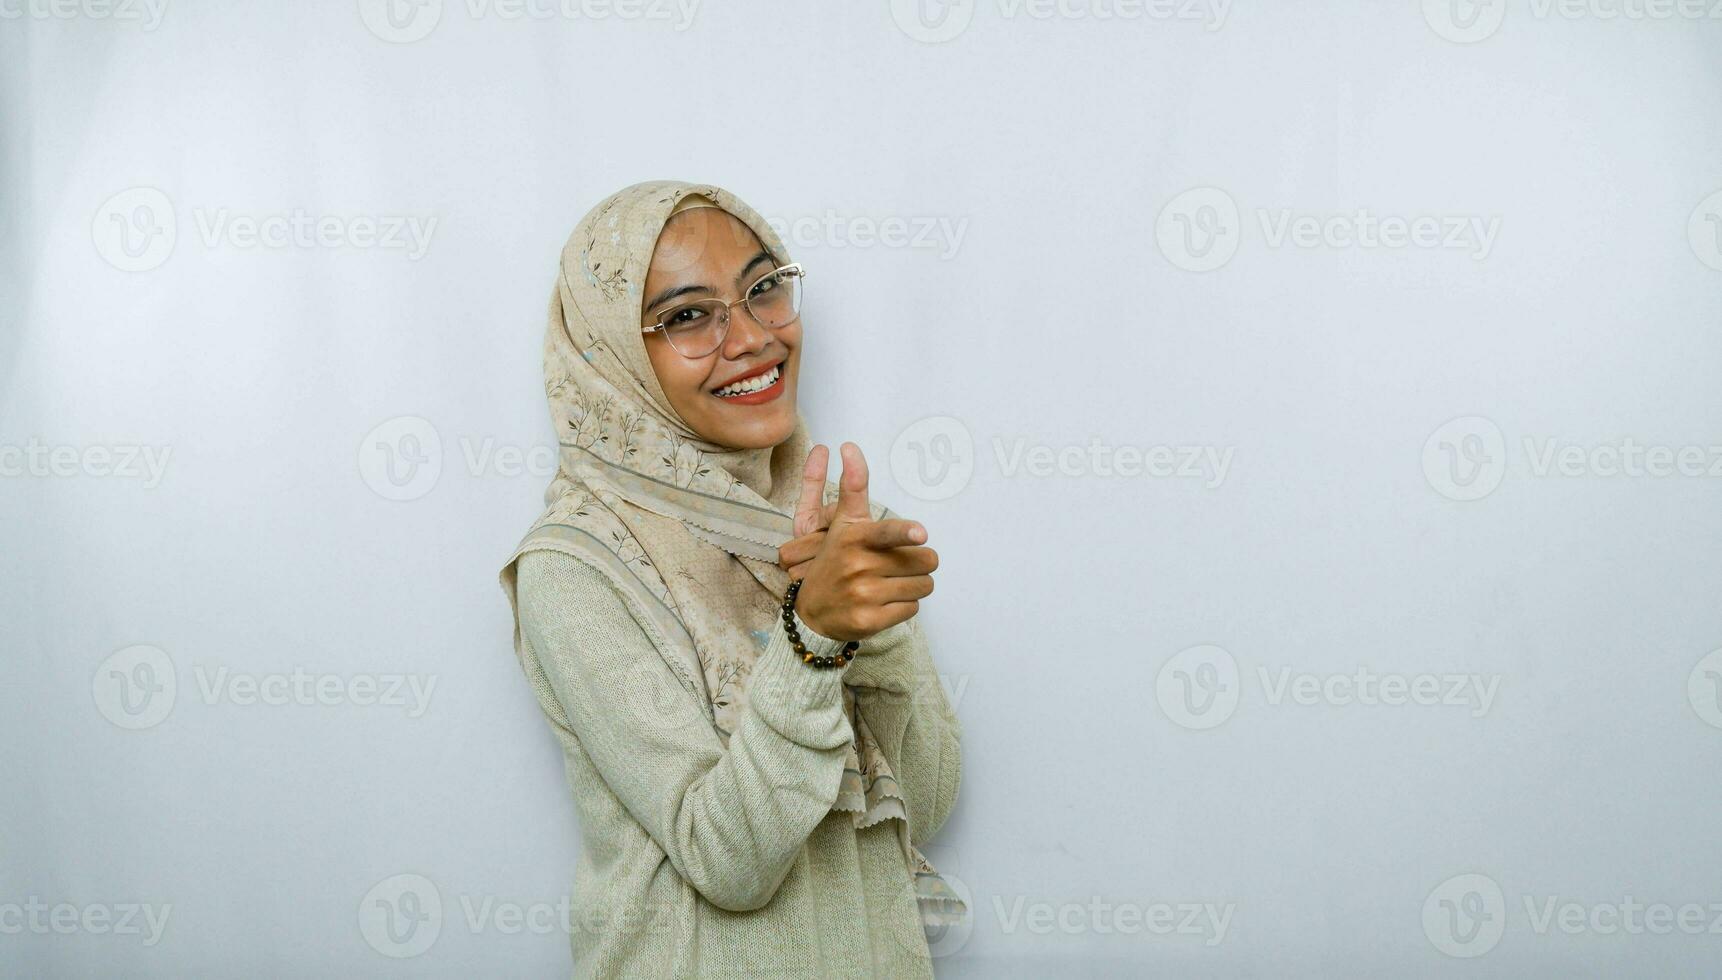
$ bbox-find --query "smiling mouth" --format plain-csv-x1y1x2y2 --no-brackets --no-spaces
712,362,783,399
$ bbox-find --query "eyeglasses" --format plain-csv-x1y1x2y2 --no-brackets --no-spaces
641,263,805,359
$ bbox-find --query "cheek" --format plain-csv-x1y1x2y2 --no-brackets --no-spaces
780,325,805,371
646,342,711,413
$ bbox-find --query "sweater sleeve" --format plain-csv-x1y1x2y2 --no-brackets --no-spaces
840,616,963,844
514,548,855,912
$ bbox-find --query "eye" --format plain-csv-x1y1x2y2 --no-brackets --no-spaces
749,274,780,298
664,305,709,327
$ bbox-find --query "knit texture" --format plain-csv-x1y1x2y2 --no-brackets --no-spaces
514,548,962,978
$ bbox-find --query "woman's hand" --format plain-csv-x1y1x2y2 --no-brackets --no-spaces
779,442,937,642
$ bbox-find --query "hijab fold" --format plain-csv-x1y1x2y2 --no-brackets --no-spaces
498,179,964,930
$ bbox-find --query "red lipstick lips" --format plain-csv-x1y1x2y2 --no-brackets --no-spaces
711,360,785,405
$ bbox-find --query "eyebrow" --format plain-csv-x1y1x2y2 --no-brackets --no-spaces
644,251,776,313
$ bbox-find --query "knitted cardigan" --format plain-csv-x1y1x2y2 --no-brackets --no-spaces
513,547,963,978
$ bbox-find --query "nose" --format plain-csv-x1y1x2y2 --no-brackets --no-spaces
720,301,771,359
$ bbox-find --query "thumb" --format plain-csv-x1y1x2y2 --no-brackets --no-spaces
833,442,871,524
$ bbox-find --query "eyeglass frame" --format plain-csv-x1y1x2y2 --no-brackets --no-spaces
639,262,806,358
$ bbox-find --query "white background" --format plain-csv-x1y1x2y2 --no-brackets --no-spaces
5,0,1722,976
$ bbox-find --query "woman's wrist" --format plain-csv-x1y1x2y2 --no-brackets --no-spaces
782,579,858,668
792,607,849,659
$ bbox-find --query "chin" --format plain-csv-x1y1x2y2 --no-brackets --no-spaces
708,407,797,450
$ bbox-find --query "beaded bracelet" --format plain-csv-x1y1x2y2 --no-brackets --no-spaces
782,579,859,669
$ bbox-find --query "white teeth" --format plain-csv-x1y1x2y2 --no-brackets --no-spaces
714,364,780,397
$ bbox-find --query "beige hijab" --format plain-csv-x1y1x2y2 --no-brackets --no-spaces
498,179,962,928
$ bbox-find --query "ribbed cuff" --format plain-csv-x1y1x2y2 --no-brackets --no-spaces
747,615,851,750
791,608,849,660
843,618,919,694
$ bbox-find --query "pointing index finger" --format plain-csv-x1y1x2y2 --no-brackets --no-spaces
860,519,928,551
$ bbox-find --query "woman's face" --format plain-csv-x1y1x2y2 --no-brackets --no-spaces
640,206,801,451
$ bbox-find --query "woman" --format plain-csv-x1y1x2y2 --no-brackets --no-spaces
499,180,965,978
